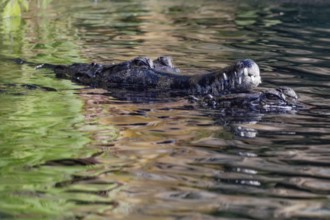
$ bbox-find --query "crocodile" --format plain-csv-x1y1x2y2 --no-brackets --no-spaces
32,56,261,96
185,86,301,138
190,86,299,113
12,56,300,113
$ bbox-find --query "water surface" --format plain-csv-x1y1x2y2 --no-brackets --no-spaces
0,0,330,219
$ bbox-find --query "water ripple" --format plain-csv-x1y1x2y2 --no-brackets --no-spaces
1,0,330,219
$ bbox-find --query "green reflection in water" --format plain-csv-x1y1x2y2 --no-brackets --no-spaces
0,1,117,219
1,0,52,18
0,80,89,218
1,0,28,18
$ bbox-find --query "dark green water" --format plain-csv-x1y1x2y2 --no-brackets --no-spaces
0,0,330,219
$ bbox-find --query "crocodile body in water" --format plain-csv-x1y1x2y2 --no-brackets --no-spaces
30,56,261,96
12,56,300,113
190,86,299,113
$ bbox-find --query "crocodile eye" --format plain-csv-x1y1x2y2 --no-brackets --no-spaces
132,57,154,68
136,60,146,66
265,93,280,100
157,56,173,67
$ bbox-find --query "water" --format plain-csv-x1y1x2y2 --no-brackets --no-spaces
0,0,330,219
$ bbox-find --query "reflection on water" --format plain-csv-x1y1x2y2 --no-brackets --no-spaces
1,0,330,219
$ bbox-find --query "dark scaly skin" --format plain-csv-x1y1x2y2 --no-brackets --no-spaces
190,86,301,137
37,56,261,95
10,56,300,114
193,86,299,112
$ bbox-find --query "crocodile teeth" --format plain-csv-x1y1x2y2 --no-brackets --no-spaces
148,59,155,68
238,76,242,85
244,68,248,76
223,73,228,81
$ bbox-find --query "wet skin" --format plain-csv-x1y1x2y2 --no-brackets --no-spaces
193,86,299,112
11,55,300,112
37,56,261,96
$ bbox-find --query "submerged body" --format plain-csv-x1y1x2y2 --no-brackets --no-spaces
12,55,300,112
38,56,261,95
193,86,299,112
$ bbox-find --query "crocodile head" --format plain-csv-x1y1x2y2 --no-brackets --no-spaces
193,86,299,113
259,86,298,110
230,59,262,92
